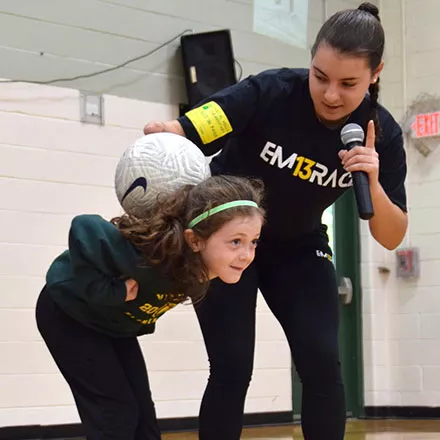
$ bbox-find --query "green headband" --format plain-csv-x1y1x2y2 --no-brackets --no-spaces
188,200,259,229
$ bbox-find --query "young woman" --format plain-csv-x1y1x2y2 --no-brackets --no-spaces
143,3,407,439
36,175,265,440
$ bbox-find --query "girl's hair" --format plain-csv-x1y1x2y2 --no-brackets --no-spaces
111,175,265,304
311,2,384,138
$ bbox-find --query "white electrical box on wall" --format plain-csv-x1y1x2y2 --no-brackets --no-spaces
80,92,104,125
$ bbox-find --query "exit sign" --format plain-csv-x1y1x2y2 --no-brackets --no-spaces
411,111,440,138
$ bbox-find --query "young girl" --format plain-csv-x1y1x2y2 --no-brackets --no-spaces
143,3,407,440
36,175,265,440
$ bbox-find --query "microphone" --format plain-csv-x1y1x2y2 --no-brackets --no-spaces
340,123,374,220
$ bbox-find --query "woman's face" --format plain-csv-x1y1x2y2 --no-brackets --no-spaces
309,43,383,124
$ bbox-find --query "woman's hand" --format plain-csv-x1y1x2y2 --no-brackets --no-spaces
337,120,408,249
338,120,379,187
143,120,185,136
125,278,139,302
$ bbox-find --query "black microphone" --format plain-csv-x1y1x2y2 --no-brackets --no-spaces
340,123,374,220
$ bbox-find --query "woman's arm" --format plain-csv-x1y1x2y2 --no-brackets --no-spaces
339,120,408,250
143,74,264,156
368,181,408,249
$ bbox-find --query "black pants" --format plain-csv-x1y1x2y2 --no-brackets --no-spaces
35,288,161,440
195,238,346,440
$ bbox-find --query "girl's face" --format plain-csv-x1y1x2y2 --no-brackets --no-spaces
186,214,263,284
309,43,383,124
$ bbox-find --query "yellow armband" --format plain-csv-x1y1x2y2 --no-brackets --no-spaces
185,101,233,144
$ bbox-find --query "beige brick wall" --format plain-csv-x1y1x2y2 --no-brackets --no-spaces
363,0,440,407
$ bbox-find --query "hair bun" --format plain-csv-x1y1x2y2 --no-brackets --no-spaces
358,2,380,21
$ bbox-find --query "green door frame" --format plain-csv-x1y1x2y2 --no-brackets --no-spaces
334,190,364,418
292,190,364,419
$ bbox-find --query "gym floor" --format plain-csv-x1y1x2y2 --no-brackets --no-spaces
162,420,440,439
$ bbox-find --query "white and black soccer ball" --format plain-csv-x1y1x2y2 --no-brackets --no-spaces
115,132,211,216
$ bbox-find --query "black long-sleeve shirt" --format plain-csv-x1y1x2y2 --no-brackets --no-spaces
178,68,407,241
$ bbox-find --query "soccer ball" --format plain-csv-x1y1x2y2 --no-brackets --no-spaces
115,132,211,216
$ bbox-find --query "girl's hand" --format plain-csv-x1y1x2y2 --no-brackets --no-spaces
125,278,139,302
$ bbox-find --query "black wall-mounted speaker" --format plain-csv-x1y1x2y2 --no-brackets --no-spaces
180,30,237,108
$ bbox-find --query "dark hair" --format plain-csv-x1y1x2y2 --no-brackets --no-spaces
112,175,265,304
311,2,384,138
